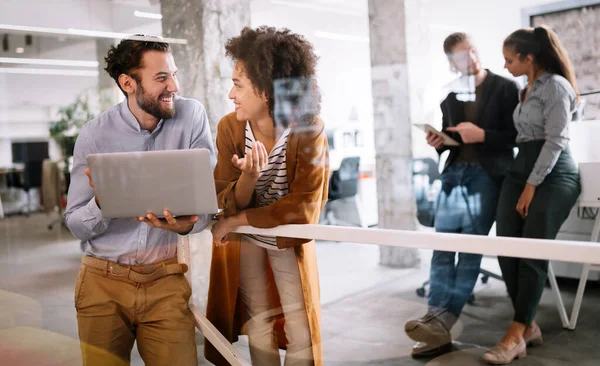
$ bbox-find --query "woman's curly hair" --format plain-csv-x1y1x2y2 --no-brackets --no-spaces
104,35,171,96
225,26,321,123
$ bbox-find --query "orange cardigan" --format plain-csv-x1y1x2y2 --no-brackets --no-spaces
205,112,329,366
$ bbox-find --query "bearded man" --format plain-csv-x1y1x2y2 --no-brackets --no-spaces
65,34,214,366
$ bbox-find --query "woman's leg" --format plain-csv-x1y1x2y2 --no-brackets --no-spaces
513,177,580,326
482,176,530,364
239,238,281,366
268,248,313,366
495,177,525,311
511,257,548,326
491,176,579,354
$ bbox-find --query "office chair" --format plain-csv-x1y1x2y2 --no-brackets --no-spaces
413,158,440,228
322,156,362,226
329,156,360,200
10,162,43,216
412,157,503,303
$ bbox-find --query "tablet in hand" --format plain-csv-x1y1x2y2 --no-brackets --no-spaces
413,124,459,146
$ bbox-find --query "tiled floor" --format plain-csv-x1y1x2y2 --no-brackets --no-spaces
1,212,599,365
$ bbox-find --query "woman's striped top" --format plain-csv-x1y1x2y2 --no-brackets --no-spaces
244,121,291,250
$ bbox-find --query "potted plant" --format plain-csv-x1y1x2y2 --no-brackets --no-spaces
49,92,95,173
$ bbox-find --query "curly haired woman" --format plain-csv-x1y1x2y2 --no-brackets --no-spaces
204,26,329,366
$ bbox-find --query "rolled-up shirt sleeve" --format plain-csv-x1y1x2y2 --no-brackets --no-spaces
527,82,572,186
185,102,216,235
64,128,112,241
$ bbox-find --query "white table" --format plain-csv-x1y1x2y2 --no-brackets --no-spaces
549,200,600,330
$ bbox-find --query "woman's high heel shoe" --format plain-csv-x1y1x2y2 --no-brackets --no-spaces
482,339,527,365
524,323,543,347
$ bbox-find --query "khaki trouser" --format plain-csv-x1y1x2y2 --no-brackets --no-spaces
74,256,197,366
239,237,313,366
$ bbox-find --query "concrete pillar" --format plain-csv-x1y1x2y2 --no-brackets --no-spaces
160,0,250,314
160,0,251,137
368,0,420,268
95,39,120,112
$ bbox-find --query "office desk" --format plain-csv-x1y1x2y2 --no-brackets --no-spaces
549,200,600,330
0,166,24,176
0,166,25,218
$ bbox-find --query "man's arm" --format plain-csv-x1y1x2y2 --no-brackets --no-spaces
526,81,572,186
435,100,452,154
64,128,112,241
184,103,216,235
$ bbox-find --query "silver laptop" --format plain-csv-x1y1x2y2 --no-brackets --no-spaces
86,149,218,219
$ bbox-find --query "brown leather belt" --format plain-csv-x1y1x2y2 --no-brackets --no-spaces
82,256,188,284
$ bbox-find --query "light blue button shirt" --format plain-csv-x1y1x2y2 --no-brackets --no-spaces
64,97,215,265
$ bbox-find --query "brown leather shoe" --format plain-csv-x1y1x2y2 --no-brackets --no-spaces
482,340,527,365
524,323,543,347
404,312,452,345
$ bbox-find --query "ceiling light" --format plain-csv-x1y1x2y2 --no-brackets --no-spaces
0,24,187,44
0,67,99,76
15,47,24,54
314,31,369,43
428,24,466,32
271,0,364,17
134,10,163,20
0,57,98,67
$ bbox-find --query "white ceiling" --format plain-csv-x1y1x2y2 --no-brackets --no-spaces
252,0,367,16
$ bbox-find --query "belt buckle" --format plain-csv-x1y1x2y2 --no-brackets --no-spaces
109,264,126,277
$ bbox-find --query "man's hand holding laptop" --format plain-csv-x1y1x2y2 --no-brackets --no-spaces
136,211,198,235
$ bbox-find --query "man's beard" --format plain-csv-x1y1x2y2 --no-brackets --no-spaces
136,84,176,120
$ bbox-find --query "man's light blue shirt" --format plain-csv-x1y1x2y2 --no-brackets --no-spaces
65,97,215,265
